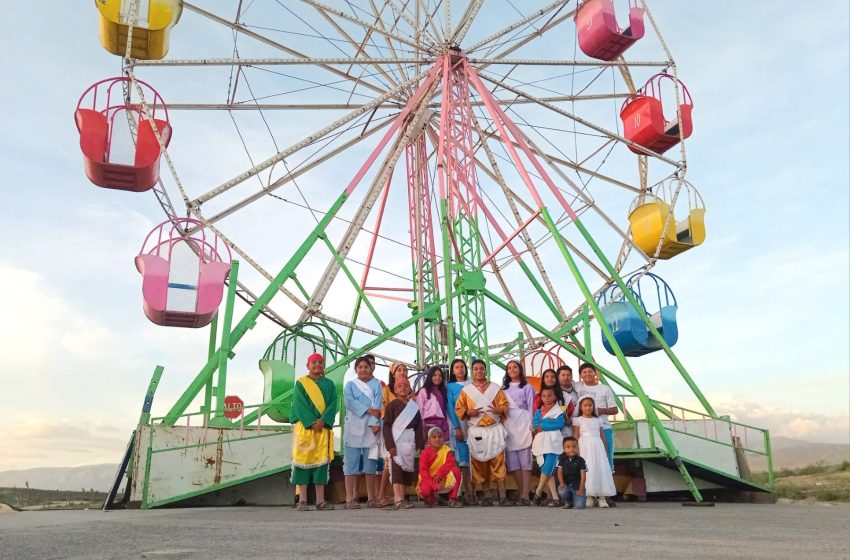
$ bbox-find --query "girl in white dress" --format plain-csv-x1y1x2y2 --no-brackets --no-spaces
572,396,616,507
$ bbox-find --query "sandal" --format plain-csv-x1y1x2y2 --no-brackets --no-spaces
366,500,380,509
546,499,560,507
498,497,513,507
479,497,494,507
462,495,478,506
315,501,335,511
378,499,394,508
344,501,361,510
533,493,544,506
393,501,415,510
516,498,532,506
296,502,311,511
448,499,464,508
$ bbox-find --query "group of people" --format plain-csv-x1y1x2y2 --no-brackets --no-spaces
289,351,619,511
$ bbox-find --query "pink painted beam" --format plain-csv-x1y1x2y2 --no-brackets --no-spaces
364,292,414,303
360,173,393,289
466,61,579,222
480,209,541,267
344,65,440,196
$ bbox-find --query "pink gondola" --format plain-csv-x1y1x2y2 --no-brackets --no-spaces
75,77,171,192
575,0,645,61
135,219,231,328
620,73,693,155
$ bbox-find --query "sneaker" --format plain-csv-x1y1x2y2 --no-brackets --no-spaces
563,502,574,509
599,498,609,509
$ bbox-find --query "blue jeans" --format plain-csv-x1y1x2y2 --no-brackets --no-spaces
603,427,614,471
559,484,586,509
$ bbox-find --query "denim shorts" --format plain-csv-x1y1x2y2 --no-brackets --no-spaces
343,445,378,475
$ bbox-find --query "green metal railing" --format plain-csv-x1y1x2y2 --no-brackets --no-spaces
611,395,774,490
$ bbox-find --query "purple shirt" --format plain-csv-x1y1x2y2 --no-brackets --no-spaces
505,382,536,412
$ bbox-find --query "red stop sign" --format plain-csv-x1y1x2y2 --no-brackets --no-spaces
224,395,244,419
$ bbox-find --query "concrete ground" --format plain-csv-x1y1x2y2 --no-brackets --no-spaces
1,502,848,560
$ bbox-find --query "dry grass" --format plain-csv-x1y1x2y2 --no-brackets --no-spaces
773,462,850,502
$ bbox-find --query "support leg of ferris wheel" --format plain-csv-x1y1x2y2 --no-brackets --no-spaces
407,135,443,366
465,63,704,501
437,53,492,363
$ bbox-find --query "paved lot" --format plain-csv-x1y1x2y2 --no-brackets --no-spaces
1,502,848,560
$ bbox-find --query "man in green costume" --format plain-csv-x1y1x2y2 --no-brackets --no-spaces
291,352,338,511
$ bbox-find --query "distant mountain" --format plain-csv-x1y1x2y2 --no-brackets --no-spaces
749,437,850,472
0,464,119,492
1,437,846,491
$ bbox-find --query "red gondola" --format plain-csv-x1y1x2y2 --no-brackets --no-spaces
620,73,693,155
575,0,645,61
74,77,171,192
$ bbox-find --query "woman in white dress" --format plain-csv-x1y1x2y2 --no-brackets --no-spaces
572,396,616,507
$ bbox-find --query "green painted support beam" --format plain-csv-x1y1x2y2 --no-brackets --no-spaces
517,259,561,321
439,200,456,363
572,219,717,418
213,261,239,422
538,207,702,502
203,313,218,424
321,236,388,332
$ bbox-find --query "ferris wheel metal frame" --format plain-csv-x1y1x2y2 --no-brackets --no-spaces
125,0,688,339
99,0,750,504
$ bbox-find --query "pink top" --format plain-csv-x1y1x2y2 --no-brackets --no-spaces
415,387,450,435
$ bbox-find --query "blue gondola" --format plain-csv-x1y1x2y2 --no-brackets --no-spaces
597,272,678,357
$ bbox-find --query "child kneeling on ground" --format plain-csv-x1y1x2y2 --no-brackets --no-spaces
418,427,464,507
557,436,587,509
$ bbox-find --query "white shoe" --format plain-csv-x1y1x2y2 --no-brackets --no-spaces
599,498,609,508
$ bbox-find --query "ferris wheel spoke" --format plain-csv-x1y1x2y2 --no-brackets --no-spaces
381,0,440,48
201,116,395,227
190,67,428,208
312,7,404,92
450,0,484,45
480,72,683,168
362,0,419,85
165,102,404,111
466,113,568,319
512,131,653,266
184,3,391,97
299,0,422,51
133,57,431,67
465,0,570,55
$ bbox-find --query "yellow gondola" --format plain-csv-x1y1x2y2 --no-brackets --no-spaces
96,0,183,60
628,178,706,260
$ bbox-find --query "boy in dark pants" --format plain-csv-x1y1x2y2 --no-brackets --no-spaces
557,437,587,509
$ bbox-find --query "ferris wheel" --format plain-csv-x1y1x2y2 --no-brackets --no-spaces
77,0,706,367
78,0,715,409
80,1,784,510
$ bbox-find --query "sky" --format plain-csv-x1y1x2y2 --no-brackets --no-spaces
0,1,848,471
